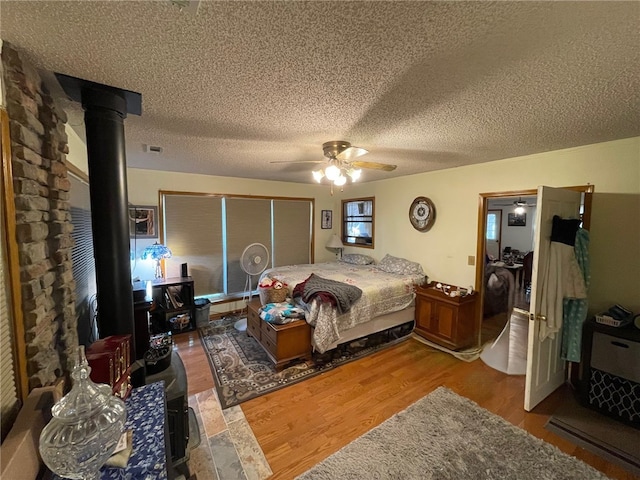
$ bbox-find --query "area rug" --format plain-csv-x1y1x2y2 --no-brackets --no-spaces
546,393,640,477
296,387,610,480
199,317,413,409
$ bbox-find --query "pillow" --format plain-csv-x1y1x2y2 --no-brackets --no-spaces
376,254,424,275
341,253,376,265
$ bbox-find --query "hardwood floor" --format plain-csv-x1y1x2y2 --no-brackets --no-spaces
175,331,634,480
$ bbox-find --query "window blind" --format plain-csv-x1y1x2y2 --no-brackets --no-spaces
164,195,224,296
1,183,19,441
273,199,311,267
161,192,313,298
69,173,98,346
225,198,271,292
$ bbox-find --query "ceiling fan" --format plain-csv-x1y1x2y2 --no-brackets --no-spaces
494,197,537,208
271,141,397,187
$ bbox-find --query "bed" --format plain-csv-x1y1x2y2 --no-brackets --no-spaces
259,257,425,353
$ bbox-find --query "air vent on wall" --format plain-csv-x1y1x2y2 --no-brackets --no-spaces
142,144,163,154
169,0,200,15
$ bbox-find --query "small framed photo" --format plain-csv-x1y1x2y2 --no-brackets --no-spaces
321,210,332,229
129,205,158,238
507,212,526,227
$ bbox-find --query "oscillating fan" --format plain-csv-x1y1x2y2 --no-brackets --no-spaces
234,242,270,331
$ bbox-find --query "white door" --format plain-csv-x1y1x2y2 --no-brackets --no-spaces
485,210,502,260
524,186,582,411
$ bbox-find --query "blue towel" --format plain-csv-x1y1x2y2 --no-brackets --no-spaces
259,302,306,324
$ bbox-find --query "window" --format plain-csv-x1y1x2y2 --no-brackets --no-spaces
69,173,98,346
342,197,374,248
1,206,19,441
161,192,312,299
486,212,499,241
1,110,24,440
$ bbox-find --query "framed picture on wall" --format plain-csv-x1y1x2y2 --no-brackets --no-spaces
321,210,332,229
507,212,526,227
129,205,158,238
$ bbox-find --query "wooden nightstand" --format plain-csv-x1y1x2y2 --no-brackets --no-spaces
414,284,478,350
246,299,312,370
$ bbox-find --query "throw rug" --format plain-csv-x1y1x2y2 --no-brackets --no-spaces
296,387,610,480
199,316,413,409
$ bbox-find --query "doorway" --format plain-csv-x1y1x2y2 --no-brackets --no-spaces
475,186,593,348
478,190,537,346
475,185,594,409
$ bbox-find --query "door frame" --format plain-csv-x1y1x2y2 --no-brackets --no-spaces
474,184,594,348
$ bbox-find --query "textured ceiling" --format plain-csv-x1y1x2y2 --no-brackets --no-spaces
1,1,639,184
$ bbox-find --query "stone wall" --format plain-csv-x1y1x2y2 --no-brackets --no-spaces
1,42,78,389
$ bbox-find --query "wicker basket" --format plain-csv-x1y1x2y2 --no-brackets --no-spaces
260,287,288,304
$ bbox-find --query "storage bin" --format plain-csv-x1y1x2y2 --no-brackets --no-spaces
194,298,212,327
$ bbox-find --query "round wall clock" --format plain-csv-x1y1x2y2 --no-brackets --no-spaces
409,196,436,232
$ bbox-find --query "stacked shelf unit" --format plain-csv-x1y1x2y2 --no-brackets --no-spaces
149,276,196,334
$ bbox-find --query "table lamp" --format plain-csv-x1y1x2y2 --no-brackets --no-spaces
326,234,344,259
141,242,172,279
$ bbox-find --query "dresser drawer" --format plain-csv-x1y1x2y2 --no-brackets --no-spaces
261,320,278,343
591,332,640,383
261,333,277,356
247,307,261,341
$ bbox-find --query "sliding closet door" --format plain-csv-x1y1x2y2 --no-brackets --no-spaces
164,195,223,297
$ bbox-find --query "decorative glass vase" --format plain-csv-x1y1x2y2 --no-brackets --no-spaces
39,346,127,480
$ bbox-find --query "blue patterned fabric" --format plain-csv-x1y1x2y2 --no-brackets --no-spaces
259,302,306,324
561,229,590,362
52,382,168,479
101,382,168,479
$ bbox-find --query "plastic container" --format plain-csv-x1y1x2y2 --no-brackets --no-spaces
194,298,212,327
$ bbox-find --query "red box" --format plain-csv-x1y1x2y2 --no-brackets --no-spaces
86,334,132,398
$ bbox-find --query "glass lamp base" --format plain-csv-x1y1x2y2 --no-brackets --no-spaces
154,260,163,279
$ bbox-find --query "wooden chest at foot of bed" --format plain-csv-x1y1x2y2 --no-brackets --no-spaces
247,299,312,370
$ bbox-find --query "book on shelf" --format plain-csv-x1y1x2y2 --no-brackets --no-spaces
164,291,175,309
166,286,184,308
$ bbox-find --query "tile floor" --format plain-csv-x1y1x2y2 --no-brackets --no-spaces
186,388,272,480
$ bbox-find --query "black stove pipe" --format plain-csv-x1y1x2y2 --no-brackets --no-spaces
56,74,142,356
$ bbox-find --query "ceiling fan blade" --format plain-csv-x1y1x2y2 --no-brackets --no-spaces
336,146,368,161
351,160,397,171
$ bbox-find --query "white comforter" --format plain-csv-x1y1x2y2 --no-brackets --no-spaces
259,262,424,352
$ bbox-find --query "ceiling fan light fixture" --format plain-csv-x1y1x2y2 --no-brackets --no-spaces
334,175,347,186
325,164,341,181
348,168,362,181
312,170,324,182
514,206,525,214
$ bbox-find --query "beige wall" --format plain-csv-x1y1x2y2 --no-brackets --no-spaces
338,137,640,315
65,126,88,176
